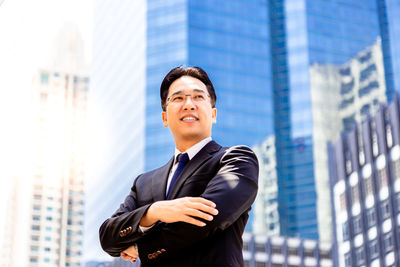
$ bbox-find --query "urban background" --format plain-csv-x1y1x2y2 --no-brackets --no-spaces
0,0,399,266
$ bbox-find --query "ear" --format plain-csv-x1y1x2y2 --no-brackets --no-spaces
162,111,168,127
212,108,217,123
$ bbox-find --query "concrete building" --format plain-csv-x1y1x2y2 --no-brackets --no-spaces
242,233,334,267
251,135,280,235
1,25,88,267
329,94,400,266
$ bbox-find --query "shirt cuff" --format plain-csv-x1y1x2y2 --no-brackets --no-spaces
139,224,155,233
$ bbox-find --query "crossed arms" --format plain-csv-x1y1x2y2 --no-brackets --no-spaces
99,145,259,264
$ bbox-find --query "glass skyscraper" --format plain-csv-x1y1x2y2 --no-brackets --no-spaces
145,0,274,171
270,0,399,241
86,0,400,263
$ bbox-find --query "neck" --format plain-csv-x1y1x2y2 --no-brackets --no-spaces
175,136,209,152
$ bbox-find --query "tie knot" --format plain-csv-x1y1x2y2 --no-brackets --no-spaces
177,153,189,164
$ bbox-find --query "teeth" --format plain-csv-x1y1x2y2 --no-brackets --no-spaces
182,117,197,121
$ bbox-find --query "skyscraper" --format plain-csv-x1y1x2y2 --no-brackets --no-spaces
87,0,273,262
1,25,88,267
329,94,400,267
270,0,399,241
86,0,400,262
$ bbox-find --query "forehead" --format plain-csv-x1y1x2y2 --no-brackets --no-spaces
168,76,207,95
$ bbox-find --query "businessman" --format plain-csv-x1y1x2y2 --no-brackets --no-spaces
99,66,259,266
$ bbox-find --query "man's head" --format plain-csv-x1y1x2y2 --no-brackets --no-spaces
160,66,216,112
160,66,217,150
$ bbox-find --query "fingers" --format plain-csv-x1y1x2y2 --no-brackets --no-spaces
189,201,219,216
121,252,137,262
189,197,216,208
181,215,207,227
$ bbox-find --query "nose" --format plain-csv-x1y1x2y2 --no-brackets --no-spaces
183,95,196,110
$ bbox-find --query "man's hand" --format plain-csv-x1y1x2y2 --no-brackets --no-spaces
140,197,218,227
120,245,138,263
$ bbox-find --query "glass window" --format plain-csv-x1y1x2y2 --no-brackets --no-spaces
353,215,362,234
355,247,364,265
369,239,379,259
383,233,393,252
344,252,351,267
366,208,376,227
255,243,265,252
351,185,359,203
378,169,388,188
364,177,373,196
342,221,349,240
381,200,391,219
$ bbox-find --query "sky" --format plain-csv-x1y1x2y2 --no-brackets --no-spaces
0,0,93,242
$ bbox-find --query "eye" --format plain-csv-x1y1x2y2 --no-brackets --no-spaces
172,96,184,102
193,94,205,100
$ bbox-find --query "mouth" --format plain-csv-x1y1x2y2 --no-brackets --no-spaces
180,116,199,122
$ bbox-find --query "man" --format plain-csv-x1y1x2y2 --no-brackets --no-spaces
99,66,259,266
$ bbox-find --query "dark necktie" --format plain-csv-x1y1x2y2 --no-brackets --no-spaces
166,153,189,198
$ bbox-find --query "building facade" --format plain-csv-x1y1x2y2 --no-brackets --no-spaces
329,94,400,266
242,233,334,267
251,135,280,235
1,26,88,267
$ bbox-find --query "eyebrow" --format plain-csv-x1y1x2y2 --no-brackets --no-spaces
168,89,207,97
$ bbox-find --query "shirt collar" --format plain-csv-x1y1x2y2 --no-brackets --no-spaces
174,137,212,162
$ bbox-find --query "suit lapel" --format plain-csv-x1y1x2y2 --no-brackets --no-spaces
152,157,174,201
166,141,221,200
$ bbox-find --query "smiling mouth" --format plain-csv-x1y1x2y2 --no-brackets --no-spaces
181,116,198,121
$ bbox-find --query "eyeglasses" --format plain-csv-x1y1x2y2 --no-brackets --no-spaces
166,90,210,106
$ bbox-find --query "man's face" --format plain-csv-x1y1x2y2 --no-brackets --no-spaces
162,76,217,146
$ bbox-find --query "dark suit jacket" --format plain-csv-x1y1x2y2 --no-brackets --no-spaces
99,141,259,267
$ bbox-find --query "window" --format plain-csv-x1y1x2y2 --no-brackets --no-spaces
30,257,38,263
351,185,359,203
44,247,51,252
364,177,373,196
32,225,40,231
353,215,362,234
366,208,376,227
344,252,351,267
378,169,388,188
340,193,347,210
256,262,265,267
381,200,390,219
271,245,281,254
31,236,39,241
255,243,265,252
383,233,393,252
355,247,364,265
369,240,379,259
30,246,39,252
342,222,350,240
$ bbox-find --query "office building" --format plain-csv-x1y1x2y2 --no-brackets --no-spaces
251,135,280,235
88,0,273,262
242,233,334,267
329,94,400,266
1,26,88,266
86,1,400,262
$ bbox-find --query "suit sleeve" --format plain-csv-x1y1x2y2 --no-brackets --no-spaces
137,145,259,264
98,175,152,257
